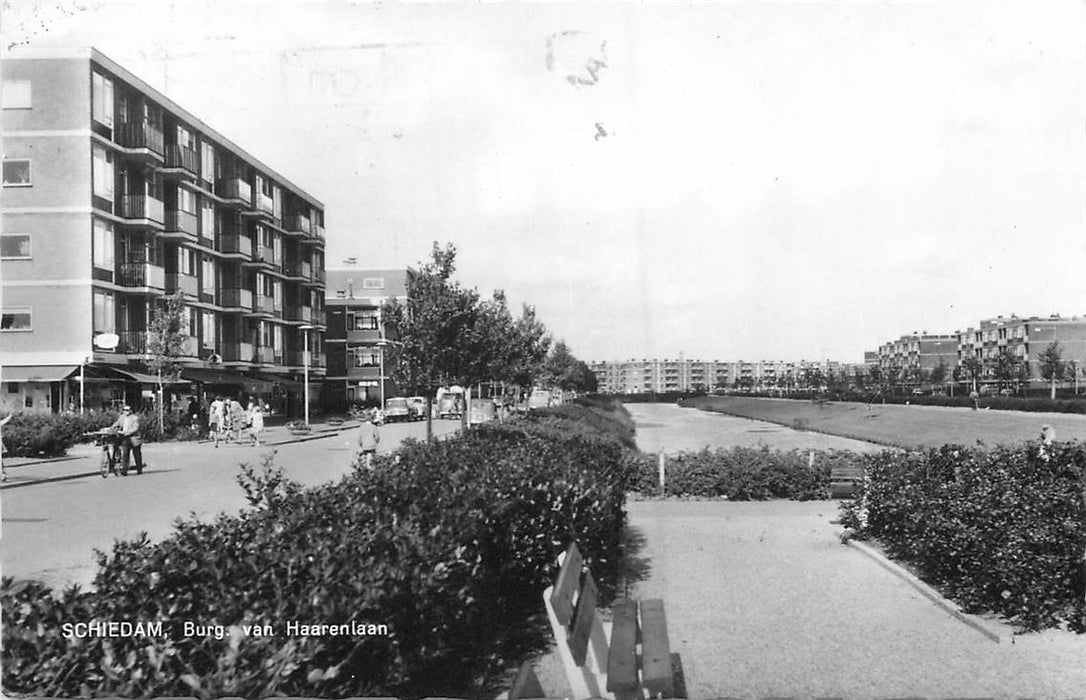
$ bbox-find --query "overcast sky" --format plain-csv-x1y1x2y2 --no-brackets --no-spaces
4,0,1085,363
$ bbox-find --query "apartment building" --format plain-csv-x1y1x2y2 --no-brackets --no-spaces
589,358,852,394
957,314,1086,389
1,48,326,413
323,269,408,411
875,332,958,377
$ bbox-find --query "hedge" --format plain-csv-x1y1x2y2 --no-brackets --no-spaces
1,409,201,458
630,446,864,500
689,391,1086,415
2,409,632,698
839,441,1086,632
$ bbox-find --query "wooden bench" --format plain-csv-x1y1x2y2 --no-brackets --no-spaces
539,542,684,700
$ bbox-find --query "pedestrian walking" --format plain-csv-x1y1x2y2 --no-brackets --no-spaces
358,410,380,468
1,412,12,482
247,398,265,447
109,405,145,475
228,398,246,443
208,396,225,447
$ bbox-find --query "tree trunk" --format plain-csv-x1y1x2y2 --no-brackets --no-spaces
425,394,433,443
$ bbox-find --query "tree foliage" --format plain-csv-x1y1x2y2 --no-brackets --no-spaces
145,291,191,382
1039,341,1065,399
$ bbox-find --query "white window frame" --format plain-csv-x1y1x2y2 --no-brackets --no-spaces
93,291,116,334
1,307,33,332
2,80,32,109
362,277,385,290
92,72,114,127
92,144,114,199
92,219,115,271
2,159,32,187
0,233,31,260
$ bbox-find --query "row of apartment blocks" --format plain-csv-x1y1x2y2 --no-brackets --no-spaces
873,314,1086,387
590,358,862,395
1,48,330,412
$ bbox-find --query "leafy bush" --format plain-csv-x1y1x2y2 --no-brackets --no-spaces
840,442,1086,632
630,446,858,500
1,405,632,698
0,409,200,458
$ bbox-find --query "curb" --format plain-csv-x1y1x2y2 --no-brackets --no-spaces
845,537,1009,644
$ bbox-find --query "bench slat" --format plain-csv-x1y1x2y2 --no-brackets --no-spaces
638,599,673,698
606,600,640,693
549,543,584,626
508,660,546,700
567,570,598,666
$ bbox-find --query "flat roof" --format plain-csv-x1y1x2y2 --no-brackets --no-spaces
2,46,323,209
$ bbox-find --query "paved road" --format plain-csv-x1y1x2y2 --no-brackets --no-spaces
1,419,460,591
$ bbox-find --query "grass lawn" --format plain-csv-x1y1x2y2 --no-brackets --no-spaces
685,395,1086,449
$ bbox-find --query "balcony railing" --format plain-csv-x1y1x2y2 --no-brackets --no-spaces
220,287,254,309
117,262,165,289
220,234,253,257
254,346,276,365
165,210,198,237
285,214,311,234
120,194,165,223
117,121,165,155
199,286,217,305
286,305,313,324
164,145,198,174
117,330,148,355
301,261,312,279
252,246,280,270
253,295,276,315
165,272,199,298
256,192,275,216
216,177,252,203
223,341,254,363
313,224,325,240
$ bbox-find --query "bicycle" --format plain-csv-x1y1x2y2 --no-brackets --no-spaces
85,429,125,477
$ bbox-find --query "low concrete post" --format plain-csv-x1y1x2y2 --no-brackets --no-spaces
808,450,815,469
658,453,666,492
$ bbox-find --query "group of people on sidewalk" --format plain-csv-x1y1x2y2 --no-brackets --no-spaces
205,396,267,447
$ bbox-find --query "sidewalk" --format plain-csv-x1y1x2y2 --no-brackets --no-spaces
1,420,351,489
532,499,1086,699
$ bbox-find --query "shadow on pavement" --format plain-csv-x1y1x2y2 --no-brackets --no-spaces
616,524,653,600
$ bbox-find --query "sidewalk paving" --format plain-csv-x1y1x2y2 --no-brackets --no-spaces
1,421,351,489
532,499,1086,699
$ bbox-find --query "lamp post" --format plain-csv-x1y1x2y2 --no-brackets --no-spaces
299,324,313,426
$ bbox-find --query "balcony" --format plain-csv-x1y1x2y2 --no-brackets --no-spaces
254,346,276,365
117,121,165,157
199,285,217,306
162,145,198,178
118,330,148,355
282,261,307,280
252,294,276,316
346,328,381,343
223,341,254,363
301,223,325,246
284,214,311,235
165,272,199,298
220,287,253,311
252,192,275,219
220,234,253,258
120,194,165,224
286,305,314,324
164,210,198,239
216,177,252,206
246,246,281,271
117,262,165,291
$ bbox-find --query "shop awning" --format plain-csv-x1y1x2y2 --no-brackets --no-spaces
251,374,304,391
180,368,246,385
109,367,189,385
0,365,78,382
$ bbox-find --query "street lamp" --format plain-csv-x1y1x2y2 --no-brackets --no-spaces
299,324,313,426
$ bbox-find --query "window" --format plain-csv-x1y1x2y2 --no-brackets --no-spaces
92,72,113,127
185,306,198,337
273,324,283,352
354,310,379,330
92,220,114,270
92,145,114,199
1,234,31,259
178,186,196,215
353,348,380,367
176,124,195,150
2,159,31,186
362,277,385,290
200,197,215,235
1,308,32,331
178,247,198,276
201,311,217,349
2,80,31,109
201,255,216,288
93,291,115,333
6,383,18,394
200,141,216,184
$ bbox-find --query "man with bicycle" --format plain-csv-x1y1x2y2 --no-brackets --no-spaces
109,405,145,475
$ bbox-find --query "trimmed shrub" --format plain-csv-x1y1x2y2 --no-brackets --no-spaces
631,446,859,500
1,406,631,698
840,442,1086,632
0,409,199,458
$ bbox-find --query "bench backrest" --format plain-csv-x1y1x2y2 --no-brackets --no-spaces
543,542,612,699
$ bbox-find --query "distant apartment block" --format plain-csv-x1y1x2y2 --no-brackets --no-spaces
589,358,861,394
956,314,1086,388
323,269,408,411
1,48,326,413
875,332,958,375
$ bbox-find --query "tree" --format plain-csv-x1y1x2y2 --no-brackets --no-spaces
146,291,192,432
929,361,949,386
1065,359,1081,395
993,348,1023,394
1039,341,1065,400
958,356,983,394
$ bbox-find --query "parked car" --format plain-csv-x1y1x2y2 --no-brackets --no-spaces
436,387,464,419
407,396,427,421
383,397,411,423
